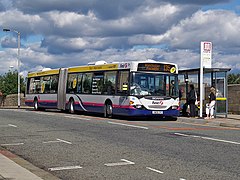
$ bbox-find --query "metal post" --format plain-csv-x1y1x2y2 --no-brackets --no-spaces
200,44,203,118
200,66,203,118
17,32,20,108
3,28,21,108
224,72,228,118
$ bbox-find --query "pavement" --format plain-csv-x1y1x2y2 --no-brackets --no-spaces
0,106,239,180
178,114,240,128
0,151,42,180
0,148,59,180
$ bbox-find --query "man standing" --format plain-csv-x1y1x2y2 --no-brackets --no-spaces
187,84,197,117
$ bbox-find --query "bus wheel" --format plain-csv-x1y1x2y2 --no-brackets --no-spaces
104,103,113,118
34,99,39,111
69,99,75,114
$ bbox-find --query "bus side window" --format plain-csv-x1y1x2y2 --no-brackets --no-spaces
92,73,104,95
103,71,117,95
76,73,82,93
117,71,129,94
82,73,92,94
50,75,58,93
29,78,35,94
67,73,78,93
35,79,41,93
40,76,50,94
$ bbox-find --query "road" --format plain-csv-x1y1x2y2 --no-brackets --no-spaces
0,109,239,180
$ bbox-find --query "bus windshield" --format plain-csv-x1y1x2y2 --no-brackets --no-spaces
130,72,178,97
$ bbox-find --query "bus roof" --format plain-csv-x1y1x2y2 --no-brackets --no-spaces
28,69,59,78
68,60,178,73
68,63,119,73
27,60,178,77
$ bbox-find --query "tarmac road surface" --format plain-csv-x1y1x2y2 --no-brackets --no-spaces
0,109,239,180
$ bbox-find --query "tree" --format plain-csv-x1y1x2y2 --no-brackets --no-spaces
0,70,25,96
228,73,240,84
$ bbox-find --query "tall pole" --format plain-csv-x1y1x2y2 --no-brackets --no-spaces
200,41,212,118
3,28,21,108
17,32,21,108
200,55,203,118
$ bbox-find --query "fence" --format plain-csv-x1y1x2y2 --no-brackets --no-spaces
228,84,240,115
0,94,25,107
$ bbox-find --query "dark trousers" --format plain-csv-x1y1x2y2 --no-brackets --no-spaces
189,103,196,117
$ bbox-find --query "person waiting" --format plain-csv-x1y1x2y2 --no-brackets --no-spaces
187,84,197,117
205,87,216,119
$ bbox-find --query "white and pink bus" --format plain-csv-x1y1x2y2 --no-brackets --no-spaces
25,60,180,118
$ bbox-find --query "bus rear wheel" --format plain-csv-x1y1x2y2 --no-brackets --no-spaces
69,99,75,114
104,103,113,118
34,99,39,110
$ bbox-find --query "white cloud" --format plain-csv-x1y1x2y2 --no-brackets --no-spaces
0,10,43,33
0,0,240,76
156,10,240,52
48,10,97,28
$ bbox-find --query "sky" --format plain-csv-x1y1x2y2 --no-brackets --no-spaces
0,0,240,76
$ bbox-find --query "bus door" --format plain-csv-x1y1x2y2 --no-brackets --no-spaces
57,68,68,110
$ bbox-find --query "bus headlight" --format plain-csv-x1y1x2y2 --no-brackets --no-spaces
172,106,179,110
135,104,142,109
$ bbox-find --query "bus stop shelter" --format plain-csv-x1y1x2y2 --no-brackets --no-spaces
178,67,231,118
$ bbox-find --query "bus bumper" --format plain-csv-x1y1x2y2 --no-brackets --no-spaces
115,108,180,117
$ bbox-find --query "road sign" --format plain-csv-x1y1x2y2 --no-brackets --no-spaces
201,41,212,68
200,41,212,117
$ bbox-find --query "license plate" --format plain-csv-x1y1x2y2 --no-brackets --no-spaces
152,111,163,114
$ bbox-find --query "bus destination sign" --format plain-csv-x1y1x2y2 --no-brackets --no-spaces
137,63,176,73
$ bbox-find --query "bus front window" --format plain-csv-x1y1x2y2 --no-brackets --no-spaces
130,73,178,96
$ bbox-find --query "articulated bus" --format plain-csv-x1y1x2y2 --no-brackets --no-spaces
25,60,180,118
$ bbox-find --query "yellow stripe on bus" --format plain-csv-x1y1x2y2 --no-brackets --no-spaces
68,64,119,73
28,69,59,78
216,97,227,101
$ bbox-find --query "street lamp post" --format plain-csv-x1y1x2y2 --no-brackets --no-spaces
3,28,21,108
9,66,14,71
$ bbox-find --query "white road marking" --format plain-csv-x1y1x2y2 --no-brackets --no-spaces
201,136,240,145
0,124,17,128
174,133,189,137
48,165,82,171
174,133,240,145
8,124,17,128
64,115,91,120
35,112,56,116
43,140,61,144
121,159,135,164
146,167,164,174
108,121,148,129
104,159,135,167
180,178,186,180
1,143,24,146
56,138,72,144
43,138,72,144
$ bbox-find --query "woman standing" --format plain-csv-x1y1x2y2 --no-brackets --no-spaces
205,87,216,119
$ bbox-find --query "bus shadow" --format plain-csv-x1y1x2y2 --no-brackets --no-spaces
26,108,177,122
122,116,178,122
103,115,178,122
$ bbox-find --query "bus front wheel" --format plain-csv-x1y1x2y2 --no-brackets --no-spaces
104,103,113,118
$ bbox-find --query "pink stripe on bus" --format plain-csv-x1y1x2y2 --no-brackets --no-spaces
38,100,57,103
83,102,103,106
